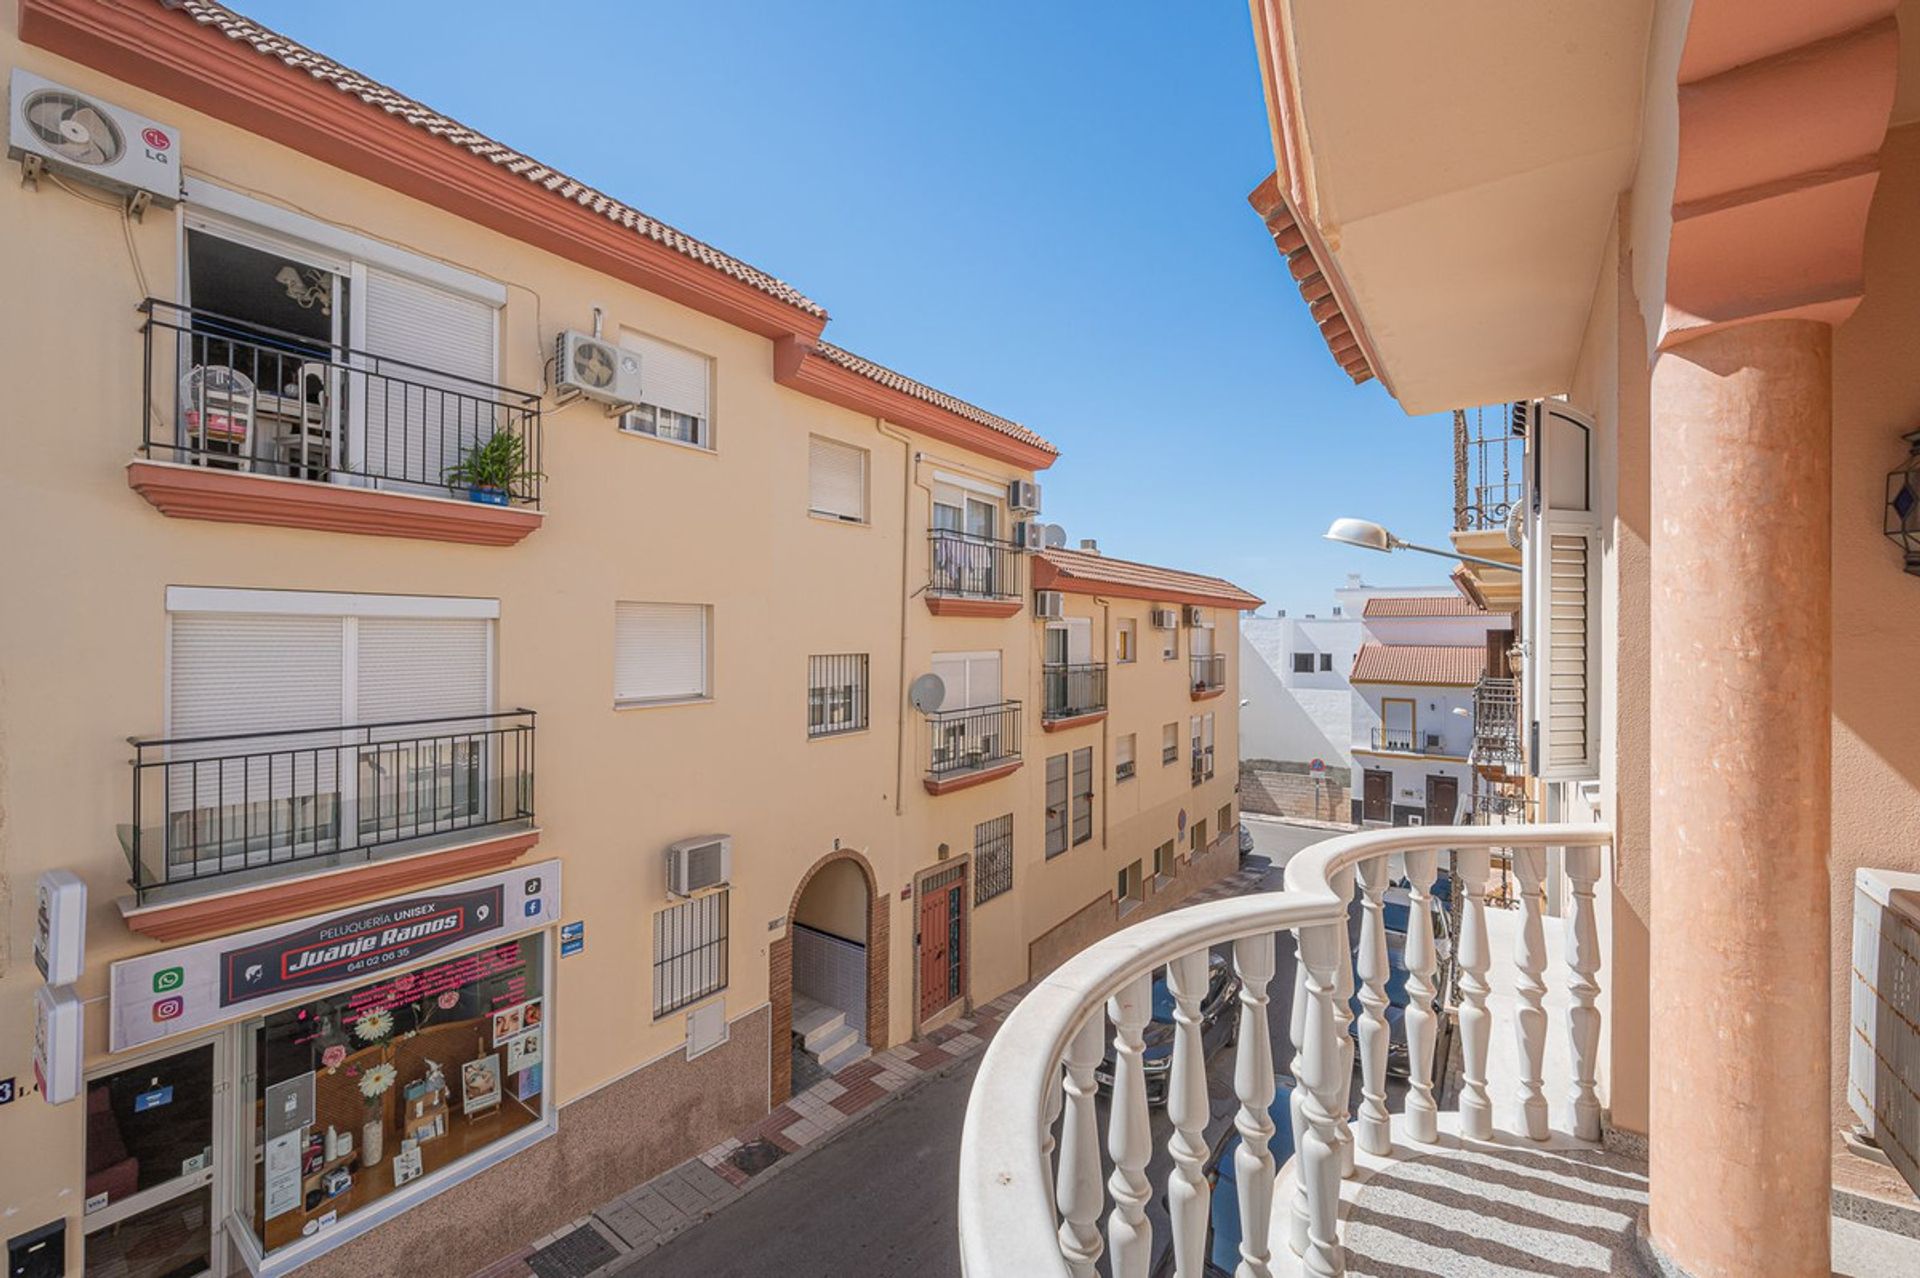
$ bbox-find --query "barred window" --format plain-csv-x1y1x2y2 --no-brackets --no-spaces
654,891,729,1018
808,653,869,737
1154,839,1176,881
1071,746,1094,846
1218,803,1233,837
1045,753,1069,858
973,813,1014,905
1162,722,1179,765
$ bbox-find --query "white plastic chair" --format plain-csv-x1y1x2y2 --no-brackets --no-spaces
180,365,256,471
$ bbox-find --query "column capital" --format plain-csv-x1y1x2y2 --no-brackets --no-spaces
1660,2,1900,348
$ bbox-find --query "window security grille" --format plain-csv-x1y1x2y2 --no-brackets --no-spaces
973,813,1014,905
807,653,869,737
654,890,729,1018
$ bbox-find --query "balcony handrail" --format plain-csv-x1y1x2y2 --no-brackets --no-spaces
129,707,538,752
1190,651,1226,688
927,697,1022,723
928,527,1022,551
957,820,1612,1278
1041,662,1108,720
141,299,540,404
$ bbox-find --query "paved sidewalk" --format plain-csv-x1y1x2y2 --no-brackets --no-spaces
471,856,1273,1278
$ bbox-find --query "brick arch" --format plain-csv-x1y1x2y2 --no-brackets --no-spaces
769,848,890,1105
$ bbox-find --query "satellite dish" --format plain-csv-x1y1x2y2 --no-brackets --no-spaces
908,673,947,714
1505,503,1525,550
1042,523,1067,549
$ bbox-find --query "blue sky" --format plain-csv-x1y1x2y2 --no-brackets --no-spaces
240,0,1459,615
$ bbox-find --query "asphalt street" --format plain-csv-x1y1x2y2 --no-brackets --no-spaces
618,819,1337,1278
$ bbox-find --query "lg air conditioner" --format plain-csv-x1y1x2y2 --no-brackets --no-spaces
9,70,181,208
1183,605,1209,627
1007,479,1042,514
1150,607,1178,630
666,834,732,897
1034,590,1065,620
556,330,643,406
1014,519,1049,551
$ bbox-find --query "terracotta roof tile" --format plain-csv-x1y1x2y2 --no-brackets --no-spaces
812,343,1056,456
169,0,825,320
1035,548,1263,609
1361,595,1489,618
1248,173,1374,385
1349,644,1486,686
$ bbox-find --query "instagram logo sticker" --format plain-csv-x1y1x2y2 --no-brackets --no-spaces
152,996,185,1023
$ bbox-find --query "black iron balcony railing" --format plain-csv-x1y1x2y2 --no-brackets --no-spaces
1190,652,1226,693
1472,675,1525,767
1041,663,1107,721
124,710,536,901
927,700,1023,783
1190,745,1215,787
1368,727,1457,755
140,299,543,504
1453,401,1526,532
928,529,1023,601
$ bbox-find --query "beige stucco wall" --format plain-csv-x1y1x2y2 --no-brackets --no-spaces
1830,118,1920,1131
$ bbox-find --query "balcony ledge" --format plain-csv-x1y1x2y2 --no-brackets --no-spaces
924,759,1023,795
119,827,542,942
925,594,1022,619
1190,684,1226,701
128,458,544,546
1042,710,1108,732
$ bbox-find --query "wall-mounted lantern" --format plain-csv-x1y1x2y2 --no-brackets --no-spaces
1886,430,1920,576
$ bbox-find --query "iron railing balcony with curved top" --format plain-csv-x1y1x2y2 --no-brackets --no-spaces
929,528,1025,601
958,822,1612,1278
1191,652,1226,695
927,700,1024,786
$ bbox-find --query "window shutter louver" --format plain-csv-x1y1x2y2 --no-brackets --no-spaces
615,603,709,703
621,331,711,421
360,268,498,490
931,651,1001,709
1526,400,1600,782
357,617,491,732
808,437,868,521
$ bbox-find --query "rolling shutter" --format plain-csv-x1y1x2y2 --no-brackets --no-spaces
357,617,491,727
616,603,709,704
809,437,868,522
931,651,1001,709
360,267,498,491
621,330,710,421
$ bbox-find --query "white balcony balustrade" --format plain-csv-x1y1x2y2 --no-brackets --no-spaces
957,822,1612,1278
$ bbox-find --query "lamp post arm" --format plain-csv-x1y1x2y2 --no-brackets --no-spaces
1393,539,1517,572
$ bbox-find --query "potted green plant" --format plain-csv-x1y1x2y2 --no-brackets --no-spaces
444,431,537,506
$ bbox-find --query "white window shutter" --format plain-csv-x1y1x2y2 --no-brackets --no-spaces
1536,519,1599,779
808,437,868,521
360,268,499,490
1116,734,1135,768
615,603,709,703
620,330,710,420
357,617,491,729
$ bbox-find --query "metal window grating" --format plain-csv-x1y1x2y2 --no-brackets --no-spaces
654,890,729,1018
808,653,870,737
1070,747,1094,846
974,813,1013,905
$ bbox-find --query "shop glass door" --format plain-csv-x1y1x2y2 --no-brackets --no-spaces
83,1039,225,1278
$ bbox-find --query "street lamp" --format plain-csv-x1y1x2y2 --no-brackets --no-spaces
1323,516,1513,571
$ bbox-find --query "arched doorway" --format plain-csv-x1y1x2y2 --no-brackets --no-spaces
771,850,889,1104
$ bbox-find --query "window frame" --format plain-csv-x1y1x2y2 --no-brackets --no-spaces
806,653,870,738
1070,746,1094,846
1116,619,1137,663
617,328,715,452
614,601,712,708
1162,722,1179,765
973,813,1014,906
807,435,870,524
1044,753,1069,858
1115,733,1136,782
1319,652,1334,672
653,890,730,1019
1292,652,1315,674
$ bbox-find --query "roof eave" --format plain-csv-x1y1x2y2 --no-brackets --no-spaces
1031,557,1263,611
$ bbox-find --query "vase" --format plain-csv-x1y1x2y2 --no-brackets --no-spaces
361,1113,383,1166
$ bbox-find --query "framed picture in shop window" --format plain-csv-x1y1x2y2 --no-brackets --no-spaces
460,1053,501,1116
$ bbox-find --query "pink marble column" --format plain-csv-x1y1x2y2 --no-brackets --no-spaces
1647,319,1832,1278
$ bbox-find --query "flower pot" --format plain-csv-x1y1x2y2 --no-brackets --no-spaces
361,1113,383,1165
468,485,510,507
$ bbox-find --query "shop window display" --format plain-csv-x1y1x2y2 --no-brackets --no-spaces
245,934,546,1255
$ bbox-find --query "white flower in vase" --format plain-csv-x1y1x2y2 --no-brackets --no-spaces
358,1062,398,1099
352,1009,394,1042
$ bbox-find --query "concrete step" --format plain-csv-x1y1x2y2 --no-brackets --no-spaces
818,1037,872,1075
807,1021,860,1062
791,996,848,1052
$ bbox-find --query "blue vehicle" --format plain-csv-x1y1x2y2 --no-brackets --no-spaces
1095,951,1241,1106
1192,1080,1297,1276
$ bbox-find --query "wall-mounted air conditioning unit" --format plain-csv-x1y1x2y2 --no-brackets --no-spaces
1183,605,1209,627
1014,520,1048,551
556,330,643,406
1007,479,1042,514
667,834,732,897
1034,590,1065,620
1406,814,1424,827
9,70,181,208
1150,607,1178,630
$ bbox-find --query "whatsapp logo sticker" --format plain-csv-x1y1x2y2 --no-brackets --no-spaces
153,966,185,994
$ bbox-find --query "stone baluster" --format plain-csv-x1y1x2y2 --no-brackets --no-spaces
1566,843,1604,1142
1166,951,1212,1278
1232,932,1279,1278
1329,863,1358,1176
1295,921,1349,1278
1400,848,1441,1144
1512,844,1550,1140
1288,933,1310,1258
1056,1012,1106,1276
1354,857,1393,1156
1456,846,1494,1141
1106,975,1154,1278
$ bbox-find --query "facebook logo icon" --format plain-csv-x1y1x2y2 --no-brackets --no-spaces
524,899,541,918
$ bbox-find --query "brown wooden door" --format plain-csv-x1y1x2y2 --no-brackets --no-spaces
1426,774,1460,825
917,869,967,1021
1363,769,1392,823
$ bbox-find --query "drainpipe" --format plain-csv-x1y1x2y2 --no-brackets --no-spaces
876,419,928,816
1094,595,1112,849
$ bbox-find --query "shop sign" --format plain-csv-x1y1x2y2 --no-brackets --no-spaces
560,920,584,958
109,860,560,1053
